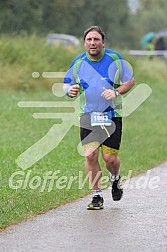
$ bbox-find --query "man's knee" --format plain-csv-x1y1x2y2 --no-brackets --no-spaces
102,153,118,166
85,148,99,163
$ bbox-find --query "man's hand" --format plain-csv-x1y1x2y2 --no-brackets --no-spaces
69,84,80,97
101,77,135,100
65,84,80,97
101,87,116,100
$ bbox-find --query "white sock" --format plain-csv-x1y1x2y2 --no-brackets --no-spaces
93,189,103,197
110,172,120,185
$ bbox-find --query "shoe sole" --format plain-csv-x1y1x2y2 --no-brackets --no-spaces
112,192,123,201
87,205,104,210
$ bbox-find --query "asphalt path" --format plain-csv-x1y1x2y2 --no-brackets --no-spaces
0,161,167,252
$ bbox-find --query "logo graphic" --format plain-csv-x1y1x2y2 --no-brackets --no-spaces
15,62,152,170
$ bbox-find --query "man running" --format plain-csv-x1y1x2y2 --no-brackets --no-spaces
63,26,135,210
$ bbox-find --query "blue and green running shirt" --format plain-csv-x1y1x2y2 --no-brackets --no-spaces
64,48,133,117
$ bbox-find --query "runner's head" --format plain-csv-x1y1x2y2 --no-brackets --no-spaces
84,26,105,42
84,26,105,60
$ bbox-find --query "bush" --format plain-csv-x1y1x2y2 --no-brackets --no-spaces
0,35,80,90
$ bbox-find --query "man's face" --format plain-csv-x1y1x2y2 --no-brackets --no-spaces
84,30,104,60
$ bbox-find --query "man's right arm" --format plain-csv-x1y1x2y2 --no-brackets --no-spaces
63,57,81,97
63,84,80,97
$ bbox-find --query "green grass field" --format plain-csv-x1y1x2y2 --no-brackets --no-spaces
0,36,167,229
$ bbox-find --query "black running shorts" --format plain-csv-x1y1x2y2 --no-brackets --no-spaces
80,113,122,151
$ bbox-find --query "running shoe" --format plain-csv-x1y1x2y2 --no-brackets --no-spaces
87,195,104,210
112,176,123,201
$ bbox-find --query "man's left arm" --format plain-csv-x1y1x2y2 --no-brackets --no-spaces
116,77,135,95
101,77,135,100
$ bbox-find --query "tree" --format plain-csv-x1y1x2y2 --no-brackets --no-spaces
0,0,44,34
0,0,134,48
130,0,167,47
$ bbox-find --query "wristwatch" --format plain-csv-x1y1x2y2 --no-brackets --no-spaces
114,90,120,98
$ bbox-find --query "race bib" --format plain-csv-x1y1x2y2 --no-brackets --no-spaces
90,111,112,126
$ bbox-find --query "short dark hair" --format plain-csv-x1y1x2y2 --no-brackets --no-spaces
84,26,105,41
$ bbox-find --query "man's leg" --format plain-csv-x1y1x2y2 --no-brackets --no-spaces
84,146,101,190
102,152,120,176
102,148,123,201
100,117,123,201
80,113,104,209
84,143,104,210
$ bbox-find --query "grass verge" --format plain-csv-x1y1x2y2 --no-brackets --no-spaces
0,49,167,229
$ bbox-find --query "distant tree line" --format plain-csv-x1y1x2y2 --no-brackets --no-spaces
0,0,167,48
131,0,167,46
